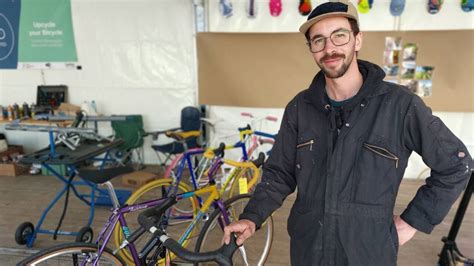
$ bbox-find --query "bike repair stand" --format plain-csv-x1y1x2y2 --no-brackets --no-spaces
7,121,127,247
438,171,473,265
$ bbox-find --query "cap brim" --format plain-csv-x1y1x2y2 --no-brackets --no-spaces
299,13,358,34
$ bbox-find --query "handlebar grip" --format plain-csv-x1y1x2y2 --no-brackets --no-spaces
237,124,251,132
161,233,239,266
259,138,275,145
251,152,266,168
213,143,226,158
217,233,239,264
137,197,177,232
265,115,278,122
241,112,253,118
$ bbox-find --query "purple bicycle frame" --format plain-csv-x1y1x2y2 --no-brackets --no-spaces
89,154,232,265
93,197,170,264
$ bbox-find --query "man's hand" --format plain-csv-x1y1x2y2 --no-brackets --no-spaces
393,215,417,245
223,219,256,245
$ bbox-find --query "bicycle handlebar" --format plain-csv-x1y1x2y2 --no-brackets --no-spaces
158,233,239,266
240,112,253,118
251,152,266,168
137,197,239,266
237,124,251,132
212,142,226,158
241,112,278,123
265,115,278,122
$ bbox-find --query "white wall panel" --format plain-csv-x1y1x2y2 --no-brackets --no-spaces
208,0,474,32
0,0,197,163
400,0,474,31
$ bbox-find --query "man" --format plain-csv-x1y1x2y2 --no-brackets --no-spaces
223,0,473,265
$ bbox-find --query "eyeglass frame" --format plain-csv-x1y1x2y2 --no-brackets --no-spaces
306,28,354,53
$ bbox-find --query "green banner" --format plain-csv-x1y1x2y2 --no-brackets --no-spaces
18,0,77,63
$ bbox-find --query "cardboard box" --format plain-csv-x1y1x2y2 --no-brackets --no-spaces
122,171,158,188
0,145,23,158
0,145,28,177
0,163,29,176
57,103,81,116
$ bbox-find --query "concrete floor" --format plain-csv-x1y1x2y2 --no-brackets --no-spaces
0,173,472,265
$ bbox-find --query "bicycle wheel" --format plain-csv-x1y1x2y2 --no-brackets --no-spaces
113,178,199,264
195,194,273,266
18,242,124,265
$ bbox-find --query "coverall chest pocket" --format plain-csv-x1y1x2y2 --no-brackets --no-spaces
352,139,400,205
295,135,323,203
295,137,319,181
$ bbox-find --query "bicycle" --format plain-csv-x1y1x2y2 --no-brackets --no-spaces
129,140,252,220
114,127,274,254
237,123,276,159
112,144,272,265
18,195,242,266
128,127,271,217
19,144,272,265
189,124,275,190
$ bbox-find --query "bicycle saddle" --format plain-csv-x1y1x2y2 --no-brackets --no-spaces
78,165,134,184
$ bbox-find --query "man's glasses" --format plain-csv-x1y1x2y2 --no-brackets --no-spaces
307,29,353,53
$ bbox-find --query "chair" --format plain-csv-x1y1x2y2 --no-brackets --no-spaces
110,115,146,167
149,106,202,168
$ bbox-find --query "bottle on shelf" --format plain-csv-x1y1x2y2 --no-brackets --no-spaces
22,102,30,118
30,103,36,120
12,103,20,120
81,101,91,115
90,100,98,116
7,105,13,121
1,106,6,120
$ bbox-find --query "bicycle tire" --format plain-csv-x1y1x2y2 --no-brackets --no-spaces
113,178,199,264
195,194,273,266
18,242,125,265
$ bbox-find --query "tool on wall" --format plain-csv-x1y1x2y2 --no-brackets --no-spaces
269,0,282,16
299,0,312,15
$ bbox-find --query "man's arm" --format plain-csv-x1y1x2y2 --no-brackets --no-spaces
223,102,298,244
400,95,472,234
238,103,298,227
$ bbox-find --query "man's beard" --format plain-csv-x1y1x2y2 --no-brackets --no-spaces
317,51,353,79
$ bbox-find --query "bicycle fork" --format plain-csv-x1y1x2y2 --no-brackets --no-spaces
238,245,250,266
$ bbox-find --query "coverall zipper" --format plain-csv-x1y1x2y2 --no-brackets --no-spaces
363,143,399,168
296,139,314,151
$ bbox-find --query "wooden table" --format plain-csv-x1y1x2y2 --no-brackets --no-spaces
0,119,72,127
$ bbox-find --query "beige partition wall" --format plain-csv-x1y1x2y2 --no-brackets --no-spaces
197,30,474,112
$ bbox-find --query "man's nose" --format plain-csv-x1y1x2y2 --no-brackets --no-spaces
323,39,337,53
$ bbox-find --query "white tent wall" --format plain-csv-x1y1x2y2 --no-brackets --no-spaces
208,0,392,32
0,0,197,164
206,0,474,179
208,0,474,32
0,0,472,176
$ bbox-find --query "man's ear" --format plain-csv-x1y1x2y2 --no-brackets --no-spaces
355,32,363,52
